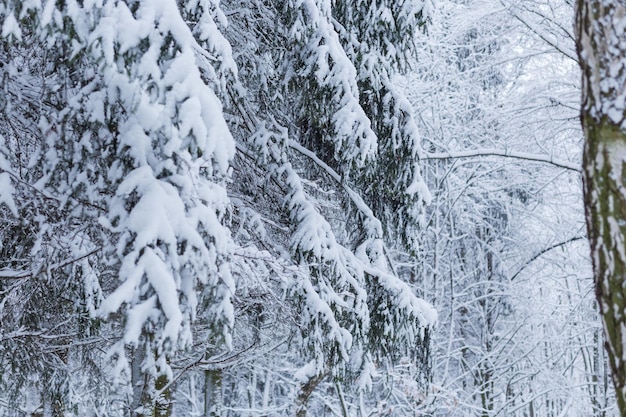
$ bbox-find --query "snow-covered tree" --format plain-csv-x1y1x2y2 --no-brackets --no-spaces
207,0,437,414
0,0,436,415
577,0,626,414
408,0,616,416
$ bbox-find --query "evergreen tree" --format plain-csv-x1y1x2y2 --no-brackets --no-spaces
217,1,436,413
0,0,436,415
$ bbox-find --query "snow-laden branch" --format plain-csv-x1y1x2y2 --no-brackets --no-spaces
287,140,438,326
2,168,106,212
498,0,578,63
0,247,101,279
0,319,75,341
288,140,382,235
422,149,580,172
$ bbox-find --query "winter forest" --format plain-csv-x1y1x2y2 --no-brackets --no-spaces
1,0,626,416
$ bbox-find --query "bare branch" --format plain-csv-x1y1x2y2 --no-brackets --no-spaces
422,149,580,172
510,236,586,281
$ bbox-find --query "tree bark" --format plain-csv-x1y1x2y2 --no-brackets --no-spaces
295,373,325,417
576,1,626,414
131,346,146,417
154,372,172,417
130,342,173,417
204,368,223,417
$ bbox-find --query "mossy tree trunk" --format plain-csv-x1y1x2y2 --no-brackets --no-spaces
130,339,173,417
576,1,626,414
153,372,172,417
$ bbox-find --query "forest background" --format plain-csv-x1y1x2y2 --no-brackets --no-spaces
0,0,616,416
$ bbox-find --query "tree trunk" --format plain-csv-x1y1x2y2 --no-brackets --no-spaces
580,114,626,414
204,368,223,417
130,342,172,417
576,1,626,414
131,346,146,417
295,373,325,417
154,372,172,417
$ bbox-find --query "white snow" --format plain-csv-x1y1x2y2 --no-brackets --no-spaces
1,13,21,40
0,173,18,216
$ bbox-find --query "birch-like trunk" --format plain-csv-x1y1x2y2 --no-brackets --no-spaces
576,1,626,413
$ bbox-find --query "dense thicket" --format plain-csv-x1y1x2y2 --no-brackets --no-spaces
410,0,617,415
0,0,435,415
0,0,619,416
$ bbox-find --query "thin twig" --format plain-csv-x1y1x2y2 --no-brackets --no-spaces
0,247,102,279
510,236,586,281
422,149,580,172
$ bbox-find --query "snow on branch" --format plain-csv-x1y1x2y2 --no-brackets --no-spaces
288,139,383,239
0,248,102,280
422,148,580,172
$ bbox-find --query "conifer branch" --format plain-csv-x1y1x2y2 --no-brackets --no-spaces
0,247,101,280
